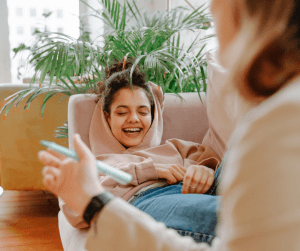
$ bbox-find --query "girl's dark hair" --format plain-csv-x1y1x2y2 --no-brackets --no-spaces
96,58,155,119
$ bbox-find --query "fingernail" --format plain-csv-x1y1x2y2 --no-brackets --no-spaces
38,151,44,159
182,190,188,194
42,166,47,174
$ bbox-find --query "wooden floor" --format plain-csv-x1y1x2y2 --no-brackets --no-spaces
0,190,64,251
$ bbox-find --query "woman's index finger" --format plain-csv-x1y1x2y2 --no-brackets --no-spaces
38,150,63,167
73,134,94,161
46,148,68,161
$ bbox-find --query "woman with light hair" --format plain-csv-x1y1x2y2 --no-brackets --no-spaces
38,0,300,250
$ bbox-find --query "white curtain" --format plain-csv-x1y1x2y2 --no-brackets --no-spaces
0,0,12,83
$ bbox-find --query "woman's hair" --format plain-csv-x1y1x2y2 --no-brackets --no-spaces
96,58,155,119
221,0,300,102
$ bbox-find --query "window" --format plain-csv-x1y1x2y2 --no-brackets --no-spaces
57,9,63,18
7,0,80,84
30,8,36,17
16,7,22,16
17,26,24,35
31,26,38,34
169,0,218,53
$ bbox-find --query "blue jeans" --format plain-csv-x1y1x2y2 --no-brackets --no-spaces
129,165,222,245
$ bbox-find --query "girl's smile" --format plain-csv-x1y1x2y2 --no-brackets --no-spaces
105,87,152,147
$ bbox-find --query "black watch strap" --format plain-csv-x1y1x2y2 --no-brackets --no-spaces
83,191,115,225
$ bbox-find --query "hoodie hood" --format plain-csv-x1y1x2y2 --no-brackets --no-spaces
89,82,164,156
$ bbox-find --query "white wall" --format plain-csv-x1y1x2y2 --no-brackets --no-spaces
79,0,104,43
136,0,168,13
170,0,218,53
79,0,168,44
0,0,12,83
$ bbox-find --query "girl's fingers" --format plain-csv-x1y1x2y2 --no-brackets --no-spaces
38,151,62,167
188,169,203,194
200,174,215,194
165,171,177,184
172,164,186,177
182,168,196,194
169,167,184,182
195,170,209,194
179,164,187,174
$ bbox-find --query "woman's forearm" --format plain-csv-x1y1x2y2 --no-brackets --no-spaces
86,198,221,251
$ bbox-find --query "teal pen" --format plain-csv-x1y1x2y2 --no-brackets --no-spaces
40,140,132,185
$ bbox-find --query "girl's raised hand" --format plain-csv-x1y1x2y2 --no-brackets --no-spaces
181,165,215,194
38,134,105,215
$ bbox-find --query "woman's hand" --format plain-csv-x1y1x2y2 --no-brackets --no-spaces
156,164,187,184
38,134,105,215
181,165,215,194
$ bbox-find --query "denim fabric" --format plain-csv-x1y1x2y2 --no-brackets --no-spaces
130,183,220,245
129,159,226,245
205,162,222,196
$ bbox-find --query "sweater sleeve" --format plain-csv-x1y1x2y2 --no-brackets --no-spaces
166,139,221,171
97,155,158,187
219,101,300,251
86,198,223,251
115,157,159,185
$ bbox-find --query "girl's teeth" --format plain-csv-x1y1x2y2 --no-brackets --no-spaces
124,128,141,132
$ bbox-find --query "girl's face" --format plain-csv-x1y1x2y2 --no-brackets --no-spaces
210,0,240,56
105,87,152,148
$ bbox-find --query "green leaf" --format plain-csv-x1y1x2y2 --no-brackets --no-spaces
55,45,65,83
49,47,59,85
200,66,207,93
120,4,127,30
39,51,54,84
66,75,80,94
40,91,57,118
61,43,70,75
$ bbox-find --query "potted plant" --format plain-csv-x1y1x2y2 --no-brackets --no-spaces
0,0,213,141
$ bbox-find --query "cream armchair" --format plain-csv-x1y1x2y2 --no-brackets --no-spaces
58,92,209,251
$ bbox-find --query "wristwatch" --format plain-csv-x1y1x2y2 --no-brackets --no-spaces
83,191,115,225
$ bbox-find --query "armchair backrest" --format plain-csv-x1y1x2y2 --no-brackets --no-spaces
68,92,209,151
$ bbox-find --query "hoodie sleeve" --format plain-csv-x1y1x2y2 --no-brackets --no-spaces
97,155,159,188
165,138,221,171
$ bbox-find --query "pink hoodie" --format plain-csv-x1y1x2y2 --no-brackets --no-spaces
60,82,221,228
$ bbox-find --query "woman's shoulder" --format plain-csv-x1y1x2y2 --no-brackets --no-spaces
226,75,300,159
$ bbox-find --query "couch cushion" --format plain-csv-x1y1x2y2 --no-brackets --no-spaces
202,51,255,159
